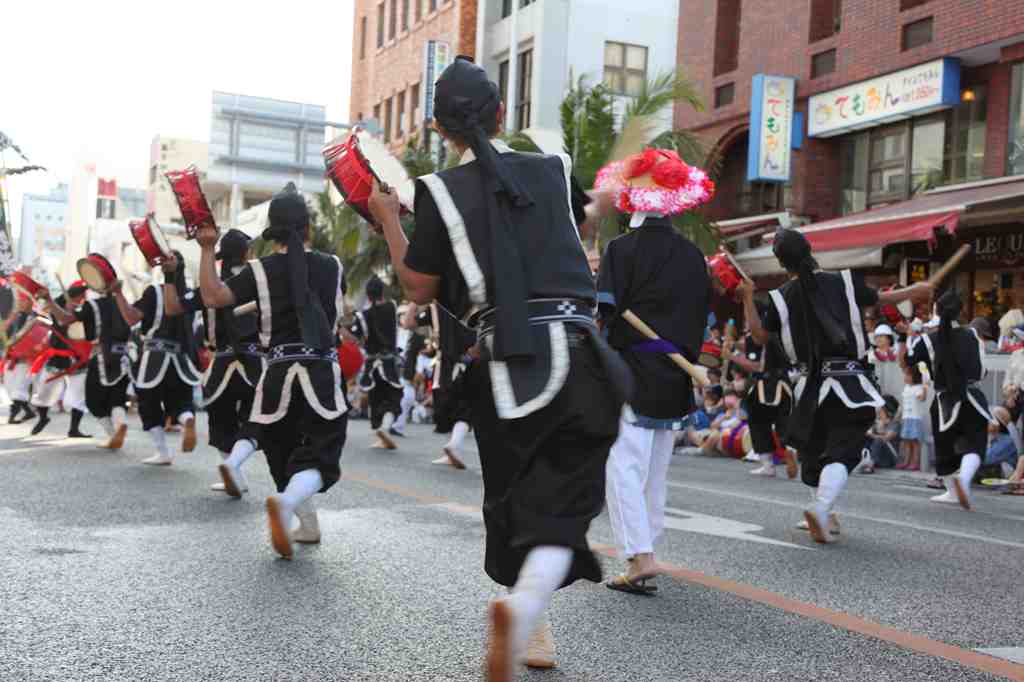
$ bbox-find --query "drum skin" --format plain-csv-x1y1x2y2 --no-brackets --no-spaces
77,255,117,294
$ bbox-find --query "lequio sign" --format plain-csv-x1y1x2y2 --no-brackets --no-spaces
973,229,1024,267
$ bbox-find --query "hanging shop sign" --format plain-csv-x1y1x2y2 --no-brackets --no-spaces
421,40,452,123
747,74,796,183
972,228,1024,268
808,58,960,138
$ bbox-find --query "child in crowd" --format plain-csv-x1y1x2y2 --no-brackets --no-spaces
863,395,901,472
985,406,1021,479
897,364,928,471
681,385,724,448
700,389,748,457
870,324,904,398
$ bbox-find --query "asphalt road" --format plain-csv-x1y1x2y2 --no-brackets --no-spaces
1,410,1022,681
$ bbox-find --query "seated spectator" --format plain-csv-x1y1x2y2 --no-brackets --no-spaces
969,317,999,354
863,395,901,471
699,390,748,457
681,385,724,447
985,406,1021,479
997,310,1024,353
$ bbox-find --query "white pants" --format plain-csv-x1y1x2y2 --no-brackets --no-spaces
605,418,674,559
3,363,32,402
65,372,87,412
395,380,416,431
31,369,65,408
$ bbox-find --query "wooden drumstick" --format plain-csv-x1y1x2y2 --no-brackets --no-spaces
622,309,709,387
233,301,257,317
926,244,972,289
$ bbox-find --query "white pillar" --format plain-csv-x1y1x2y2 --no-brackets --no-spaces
506,1,519,132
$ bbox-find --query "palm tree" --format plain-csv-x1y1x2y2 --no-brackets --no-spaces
555,71,722,253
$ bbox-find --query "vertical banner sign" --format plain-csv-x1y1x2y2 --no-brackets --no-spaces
747,74,796,183
0,180,15,277
421,40,452,123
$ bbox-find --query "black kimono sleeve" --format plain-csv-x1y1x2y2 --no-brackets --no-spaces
74,305,98,341
226,265,258,307
596,241,617,320
405,183,452,277
179,288,206,316
134,286,158,331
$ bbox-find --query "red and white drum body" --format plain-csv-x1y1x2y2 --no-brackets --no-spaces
8,317,51,363
338,340,365,380
10,271,45,302
707,250,749,299
77,254,118,294
130,214,173,267
164,166,214,238
323,129,414,224
64,322,93,365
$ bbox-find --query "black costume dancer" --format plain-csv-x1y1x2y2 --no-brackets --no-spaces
351,276,402,449
369,56,632,680
3,294,37,425
161,230,264,495
907,289,991,510
737,283,795,478
198,183,348,558
751,229,929,544
113,252,202,466
428,302,477,469
44,254,132,450
31,283,91,437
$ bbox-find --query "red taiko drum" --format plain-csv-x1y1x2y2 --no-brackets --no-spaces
64,321,93,364
10,271,45,301
719,424,751,458
323,133,379,224
338,340,365,379
77,253,118,294
165,166,214,238
698,341,724,368
130,214,173,267
8,317,51,363
707,249,749,299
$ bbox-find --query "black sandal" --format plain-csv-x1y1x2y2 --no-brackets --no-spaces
605,574,658,595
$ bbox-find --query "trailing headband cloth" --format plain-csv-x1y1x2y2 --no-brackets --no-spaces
772,228,849,448
936,288,965,399
214,228,252,357
262,183,332,351
433,56,534,360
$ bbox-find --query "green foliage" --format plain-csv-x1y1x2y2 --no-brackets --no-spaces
561,78,616,190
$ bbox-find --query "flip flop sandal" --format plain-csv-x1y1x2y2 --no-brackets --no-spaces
605,574,658,595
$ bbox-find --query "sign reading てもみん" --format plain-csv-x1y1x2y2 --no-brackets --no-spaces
808,58,961,138
747,75,796,183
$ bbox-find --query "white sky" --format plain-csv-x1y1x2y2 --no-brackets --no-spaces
2,0,354,234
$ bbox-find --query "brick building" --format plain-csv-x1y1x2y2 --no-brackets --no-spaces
677,1,1024,321
349,0,477,153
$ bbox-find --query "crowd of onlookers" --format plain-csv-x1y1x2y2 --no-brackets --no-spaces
677,304,1024,496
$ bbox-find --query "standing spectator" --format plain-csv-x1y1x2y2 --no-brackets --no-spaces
897,364,928,470
869,324,904,398
998,310,1024,353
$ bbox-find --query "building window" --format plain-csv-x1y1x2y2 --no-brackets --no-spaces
377,3,385,47
1009,64,1024,175
389,0,397,39
149,165,158,186
713,0,741,76
808,0,841,42
501,0,512,17
414,0,421,22
900,0,930,9
516,49,533,131
714,83,735,108
373,103,381,130
397,91,406,137
401,0,409,31
359,17,367,59
498,60,510,103
410,84,420,131
357,112,364,121
603,42,648,97
384,98,393,143
839,93,988,215
429,0,437,11
811,49,836,78
902,17,933,50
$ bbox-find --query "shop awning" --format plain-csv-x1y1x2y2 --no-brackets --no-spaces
735,243,885,278
773,176,1024,252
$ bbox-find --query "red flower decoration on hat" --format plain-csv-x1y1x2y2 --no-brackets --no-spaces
594,147,714,217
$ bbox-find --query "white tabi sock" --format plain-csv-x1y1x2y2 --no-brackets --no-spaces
816,462,849,512
447,421,470,452
225,439,257,470
381,412,395,432
179,411,195,424
279,468,324,516
111,407,127,429
958,453,981,494
99,417,115,438
147,427,170,458
506,546,572,659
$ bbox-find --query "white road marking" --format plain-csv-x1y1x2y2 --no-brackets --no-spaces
0,440,95,456
662,506,810,550
975,648,1024,665
666,480,1024,550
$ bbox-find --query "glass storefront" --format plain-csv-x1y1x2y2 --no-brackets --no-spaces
838,86,988,214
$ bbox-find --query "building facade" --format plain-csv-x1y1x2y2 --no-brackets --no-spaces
349,0,477,153
677,1,1024,323
17,185,69,289
146,136,209,226
206,91,334,227
476,0,679,146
